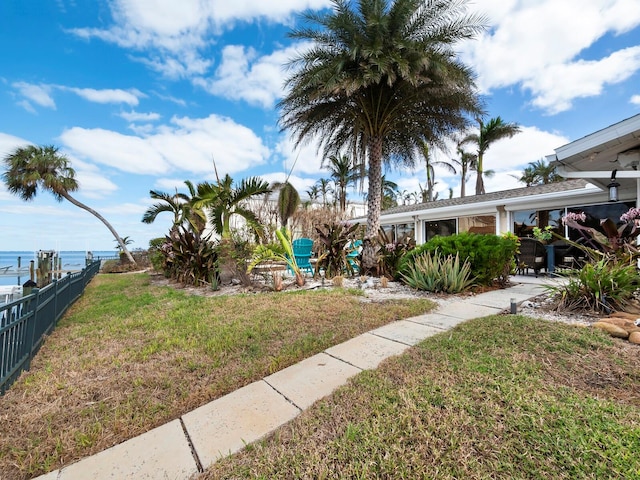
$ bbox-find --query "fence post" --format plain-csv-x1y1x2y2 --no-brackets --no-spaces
25,288,40,371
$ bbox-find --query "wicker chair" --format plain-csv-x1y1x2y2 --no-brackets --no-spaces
517,238,547,277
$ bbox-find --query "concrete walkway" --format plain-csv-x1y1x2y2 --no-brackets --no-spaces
35,276,549,480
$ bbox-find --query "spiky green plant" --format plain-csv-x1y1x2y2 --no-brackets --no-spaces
401,250,474,293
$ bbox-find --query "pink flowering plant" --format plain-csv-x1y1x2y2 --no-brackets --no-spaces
376,228,416,279
561,208,639,260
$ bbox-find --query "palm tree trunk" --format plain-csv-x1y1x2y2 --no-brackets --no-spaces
460,166,466,197
475,154,485,195
61,192,137,264
362,136,383,273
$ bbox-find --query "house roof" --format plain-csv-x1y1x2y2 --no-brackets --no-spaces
374,179,592,218
550,113,640,192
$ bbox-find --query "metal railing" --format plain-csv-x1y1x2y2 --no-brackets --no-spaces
0,260,101,395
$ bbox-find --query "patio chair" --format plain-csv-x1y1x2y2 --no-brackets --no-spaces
345,240,362,273
517,237,547,277
292,238,314,274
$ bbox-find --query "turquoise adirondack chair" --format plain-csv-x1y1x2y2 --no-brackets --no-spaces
291,238,314,274
345,239,362,273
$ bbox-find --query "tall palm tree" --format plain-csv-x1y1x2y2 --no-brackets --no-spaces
419,141,456,202
325,154,358,212
193,174,271,240
279,0,485,264
462,116,521,195
142,180,206,234
450,142,477,197
2,145,136,264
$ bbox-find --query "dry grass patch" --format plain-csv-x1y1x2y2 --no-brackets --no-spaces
201,316,639,479
0,273,436,480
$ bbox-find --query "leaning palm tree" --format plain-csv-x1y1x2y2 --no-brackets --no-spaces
279,0,485,269
462,116,521,195
2,145,136,264
325,154,358,212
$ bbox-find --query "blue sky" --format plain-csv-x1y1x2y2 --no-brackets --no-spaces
1,0,639,251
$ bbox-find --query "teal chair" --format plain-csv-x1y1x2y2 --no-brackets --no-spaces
345,240,362,273
292,238,314,274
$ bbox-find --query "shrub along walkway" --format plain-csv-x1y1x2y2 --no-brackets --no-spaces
34,277,548,480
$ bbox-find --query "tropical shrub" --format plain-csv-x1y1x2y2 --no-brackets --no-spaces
148,237,165,271
544,257,638,313
314,222,360,278
400,233,517,286
157,229,219,288
377,229,416,279
400,250,474,293
561,209,640,263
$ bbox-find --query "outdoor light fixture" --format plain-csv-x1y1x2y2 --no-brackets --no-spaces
607,169,620,202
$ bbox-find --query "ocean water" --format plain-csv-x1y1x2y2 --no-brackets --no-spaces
0,250,118,287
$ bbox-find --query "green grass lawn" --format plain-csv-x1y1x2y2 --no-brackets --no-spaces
0,273,436,480
199,315,640,480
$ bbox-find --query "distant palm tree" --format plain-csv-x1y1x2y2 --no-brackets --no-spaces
462,116,521,195
306,184,320,202
279,0,485,251
316,178,334,207
450,143,477,197
526,158,563,185
419,141,456,202
2,144,136,264
325,154,358,212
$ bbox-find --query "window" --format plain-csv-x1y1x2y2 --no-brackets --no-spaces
566,202,635,242
425,219,456,241
459,215,495,235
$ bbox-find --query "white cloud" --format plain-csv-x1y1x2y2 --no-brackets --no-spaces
463,0,640,114
63,87,143,105
274,133,326,176
118,110,161,122
195,44,302,108
631,94,640,105
67,0,331,79
525,46,640,114
0,132,31,157
12,82,56,110
59,113,270,177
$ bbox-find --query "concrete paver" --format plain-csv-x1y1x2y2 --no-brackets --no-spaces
430,302,504,322
325,332,410,370
369,319,445,345
264,352,361,410
182,380,301,469
58,420,197,480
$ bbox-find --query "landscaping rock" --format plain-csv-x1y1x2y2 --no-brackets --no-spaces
629,332,640,345
609,311,640,321
592,322,629,339
600,317,640,334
